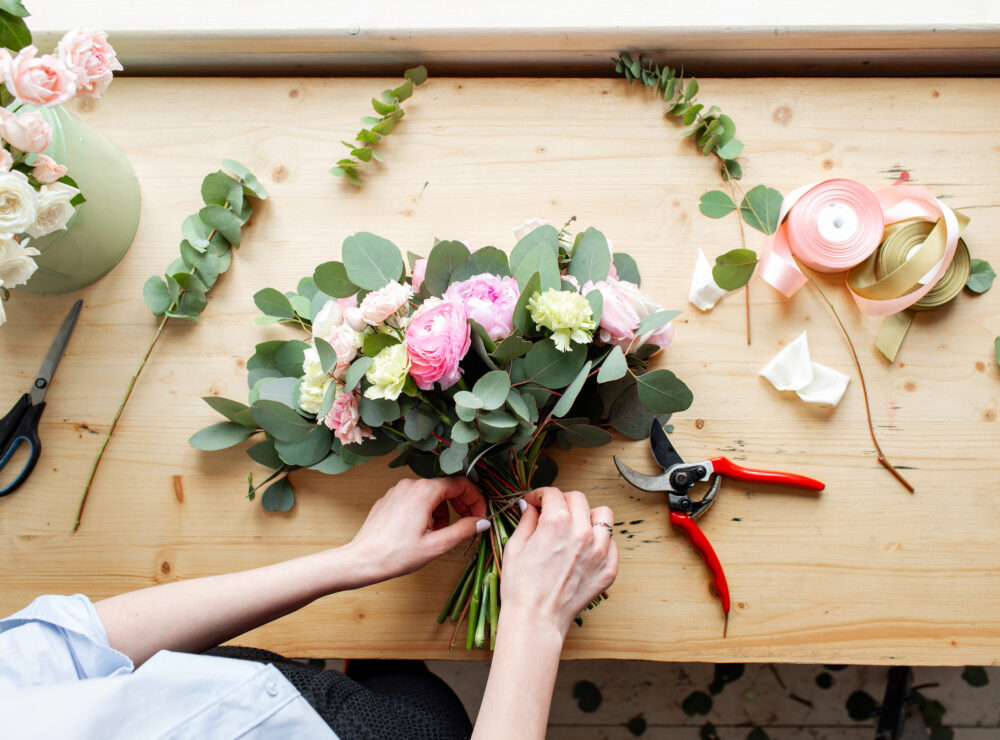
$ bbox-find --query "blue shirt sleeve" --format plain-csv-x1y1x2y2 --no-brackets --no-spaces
0,594,133,691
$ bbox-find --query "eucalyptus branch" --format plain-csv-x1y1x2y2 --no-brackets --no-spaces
330,66,428,185
72,162,268,532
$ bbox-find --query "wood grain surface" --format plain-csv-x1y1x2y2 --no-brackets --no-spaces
1,77,998,664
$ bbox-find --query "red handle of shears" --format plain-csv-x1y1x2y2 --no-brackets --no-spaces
669,510,730,625
710,456,825,491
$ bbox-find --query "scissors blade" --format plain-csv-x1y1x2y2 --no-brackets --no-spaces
613,455,672,492
30,299,82,406
649,419,684,470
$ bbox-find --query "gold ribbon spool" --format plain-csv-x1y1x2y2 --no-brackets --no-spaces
873,220,971,362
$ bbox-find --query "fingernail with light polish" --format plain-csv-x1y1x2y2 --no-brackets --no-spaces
518,499,528,513
476,519,491,532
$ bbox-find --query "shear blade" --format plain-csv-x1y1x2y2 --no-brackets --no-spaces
649,419,684,470
613,455,670,492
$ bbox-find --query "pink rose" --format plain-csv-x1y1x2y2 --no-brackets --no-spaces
337,294,358,310
405,298,471,390
327,324,362,378
0,109,52,154
57,28,123,100
31,154,67,184
358,280,413,326
323,391,374,446
0,149,11,171
411,258,427,292
583,277,675,355
443,273,520,342
343,306,366,332
4,46,77,108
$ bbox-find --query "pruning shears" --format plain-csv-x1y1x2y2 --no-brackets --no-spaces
614,421,825,636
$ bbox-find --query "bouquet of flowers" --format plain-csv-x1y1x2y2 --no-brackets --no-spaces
192,219,694,648
0,1,122,325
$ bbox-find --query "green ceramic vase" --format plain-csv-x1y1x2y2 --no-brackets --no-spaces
18,104,140,295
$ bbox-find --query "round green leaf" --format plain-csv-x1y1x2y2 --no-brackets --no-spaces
254,287,295,319
562,424,613,448
143,275,172,315
510,225,559,277
585,289,603,325
310,452,353,474
257,376,299,408
473,370,511,410
699,190,736,219
275,425,332,466
636,369,694,414
636,309,680,337
261,477,295,512
454,390,484,409
314,338,338,375
363,333,400,358
490,334,532,364
439,441,469,474
713,249,759,291
740,185,783,235
450,421,479,443
450,246,510,283
404,64,428,85
966,258,996,294
597,346,627,383
247,439,283,469
342,232,404,290
360,397,400,427
250,400,314,441
202,396,250,423
515,244,560,292
568,227,611,286
513,272,542,333
189,422,255,451
524,340,587,389
424,240,471,296
314,261,358,298
275,340,308,378
199,204,243,247
612,253,641,286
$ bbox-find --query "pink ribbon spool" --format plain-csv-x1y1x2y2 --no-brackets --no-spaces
759,179,885,298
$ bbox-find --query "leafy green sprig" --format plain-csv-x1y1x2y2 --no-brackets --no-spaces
0,0,31,56
73,161,267,531
330,65,428,185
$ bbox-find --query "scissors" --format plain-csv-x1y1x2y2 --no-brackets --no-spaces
614,420,824,636
0,300,82,497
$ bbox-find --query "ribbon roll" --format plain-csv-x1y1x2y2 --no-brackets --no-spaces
759,179,885,298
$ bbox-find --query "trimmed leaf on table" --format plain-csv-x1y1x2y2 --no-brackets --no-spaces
966,259,996,294
261,477,295,512
713,249,759,291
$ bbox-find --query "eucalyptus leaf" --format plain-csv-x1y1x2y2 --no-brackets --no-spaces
713,249,759,291
315,338,338,374
636,309,679,336
562,424,614,448
251,400,314,441
221,159,269,200
313,261,358,298
552,361,592,417
344,357,374,392
261,477,295,512
254,287,296,319
310,452,353,475
404,65,429,85
568,227,611,285
290,295,312,320
344,433,398,458
608,383,672,440
439,441,469,474
360,397,400,427
523,340,587,389
275,425,332,467
966,258,996,294
318,378,338,421
699,190,737,219
479,410,518,429
715,139,743,160
454,391,484,409
404,408,437,441
202,396,250,422
740,185,783,235
201,170,243,211
363,333,400,357
297,276,319,300
143,276,172,315
514,243,560,292
451,420,479,444
189,422,255,451
506,387,538,423
424,240,470,296
231,409,258,429
199,204,243,246
450,246,510,283
342,232,404,290
597,346,627,383
247,439,284,469
257,376,300,408
585,290,603,325
636,369,694,414
509,225,559,277
473,370,511,411
513,272,541,333
490,333,532,364
612,253,641,286
275,340,308,378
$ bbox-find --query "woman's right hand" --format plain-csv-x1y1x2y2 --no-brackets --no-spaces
499,487,619,639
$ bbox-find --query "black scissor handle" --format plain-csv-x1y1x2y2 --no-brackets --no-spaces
0,396,45,497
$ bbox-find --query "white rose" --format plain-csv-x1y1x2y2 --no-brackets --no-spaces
0,169,37,234
343,306,367,332
311,299,343,341
26,181,78,238
298,346,332,415
327,324,362,379
0,149,12,171
0,235,40,288
359,280,413,326
0,294,6,326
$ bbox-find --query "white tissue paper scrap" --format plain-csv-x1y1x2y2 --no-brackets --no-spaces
688,249,727,311
759,331,850,406
512,217,549,241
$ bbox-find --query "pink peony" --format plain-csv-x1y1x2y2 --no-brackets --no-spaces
359,279,413,326
443,273,520,342
326,324,362,378
583,277,675,355
411,258,428,291
0,109,52,154
405,298,471,390
30,154,66,184
57,28,123,99
324,391,374,445
4,46,76,108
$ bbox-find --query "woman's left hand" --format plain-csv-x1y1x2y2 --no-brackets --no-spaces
345,477,489,585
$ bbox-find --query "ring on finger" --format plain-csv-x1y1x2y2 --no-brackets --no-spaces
591,521,614,535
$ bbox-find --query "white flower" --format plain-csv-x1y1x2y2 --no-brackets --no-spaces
0,295,6,326
26,181,78,238
343,306,366,332
0,169,37,234
311,299,344,341
0,235,40,289
364,343,410,400
298,346,332,415
359,280,413,327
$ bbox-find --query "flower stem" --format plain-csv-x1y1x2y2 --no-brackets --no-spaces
73,311,172,531
807,277,914,493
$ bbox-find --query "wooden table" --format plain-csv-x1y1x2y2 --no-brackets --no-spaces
2,77,998,665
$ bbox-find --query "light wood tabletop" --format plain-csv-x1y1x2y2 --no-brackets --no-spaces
1,77,998,664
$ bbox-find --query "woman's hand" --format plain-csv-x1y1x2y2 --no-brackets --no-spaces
499,487,619,639
345,477,489,586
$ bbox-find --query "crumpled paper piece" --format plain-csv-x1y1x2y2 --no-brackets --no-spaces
513,217,549,241
759,331,850,406
689,249,726,311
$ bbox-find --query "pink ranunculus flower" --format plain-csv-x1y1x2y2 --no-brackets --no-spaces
0,148,11,171
405,297,471,390
57,28,123,100
324,391,374,446
583,277,675,356
327,324,363,378
0,109,52,154
4,46,77,108
411,258,427,292
443,273,520,342
31,154,67,184
359,279,413,326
